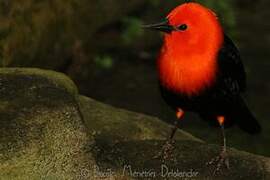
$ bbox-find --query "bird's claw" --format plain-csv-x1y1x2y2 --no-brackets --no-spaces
206,150,230,175
154,139,176,163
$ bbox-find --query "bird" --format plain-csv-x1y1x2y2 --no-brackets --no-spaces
144,1,261,172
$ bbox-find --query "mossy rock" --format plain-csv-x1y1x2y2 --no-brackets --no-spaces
79,96,270,180
0,68,269,179
0,68,94,179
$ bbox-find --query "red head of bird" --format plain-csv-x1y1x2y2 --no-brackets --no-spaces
145,2,224,96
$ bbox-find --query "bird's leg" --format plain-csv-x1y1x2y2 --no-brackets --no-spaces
207,116,230,174
157,121,178,161
154,108,184,162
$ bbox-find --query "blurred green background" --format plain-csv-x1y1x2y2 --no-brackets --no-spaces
0,0,269,156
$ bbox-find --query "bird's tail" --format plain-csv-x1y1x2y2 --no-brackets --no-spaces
232,97,261,134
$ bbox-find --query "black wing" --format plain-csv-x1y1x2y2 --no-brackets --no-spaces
217,34,246,95
215,35,261,134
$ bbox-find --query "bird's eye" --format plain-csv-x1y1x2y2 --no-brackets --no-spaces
177,24,188,31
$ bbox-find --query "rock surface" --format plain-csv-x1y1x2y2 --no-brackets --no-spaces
0,68,269,179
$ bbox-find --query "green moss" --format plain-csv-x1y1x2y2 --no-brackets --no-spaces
79,95,202,142
0,68,269,179
93,139,267,179
0,68,78,95
0,68,94,179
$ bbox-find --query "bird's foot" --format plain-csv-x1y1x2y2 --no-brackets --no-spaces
154,139,176,163
206,149,229,175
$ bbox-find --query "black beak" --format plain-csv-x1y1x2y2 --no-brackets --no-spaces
142,19,174,34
